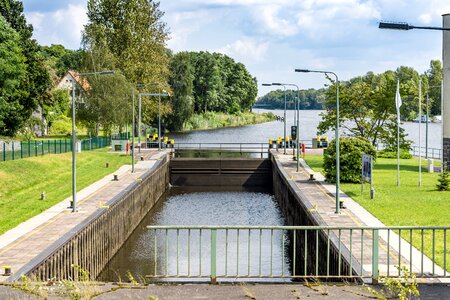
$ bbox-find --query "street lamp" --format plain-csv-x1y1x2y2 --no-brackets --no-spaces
273,83,301,172
379,16,450,169
71,70,114,212
379,21,450,31
136,83,160,153
262,83,287,154
295,68,341,214
139,92,170,150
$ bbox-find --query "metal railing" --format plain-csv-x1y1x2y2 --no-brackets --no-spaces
0,137,111,162
145,225,449,283
410,146,442,160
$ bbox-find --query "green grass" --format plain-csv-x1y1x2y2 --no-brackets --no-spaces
0,148,131,234
304,154,450,271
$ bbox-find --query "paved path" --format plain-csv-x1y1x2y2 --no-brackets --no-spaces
272,150,447,283
0,149,170,283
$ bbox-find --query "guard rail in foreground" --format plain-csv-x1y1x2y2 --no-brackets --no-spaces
145,226,449,284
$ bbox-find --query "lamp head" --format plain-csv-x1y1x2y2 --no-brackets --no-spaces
99,71,114,75
262,83,272,86
271,83,282,86
379,21,411,30
295,69,311,73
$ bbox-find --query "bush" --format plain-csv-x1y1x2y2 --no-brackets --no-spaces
378,148,412,159
323,137,377,183
50,115,72,135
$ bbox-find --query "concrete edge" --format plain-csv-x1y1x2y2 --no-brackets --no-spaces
7,154,169,282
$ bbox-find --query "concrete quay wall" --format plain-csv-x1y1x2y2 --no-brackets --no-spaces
9,155,170,282
271,155,362,279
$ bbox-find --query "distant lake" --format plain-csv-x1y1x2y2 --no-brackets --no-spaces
168,109,442,150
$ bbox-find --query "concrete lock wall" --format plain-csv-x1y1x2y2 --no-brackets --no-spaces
271,156,363,279
13,155,170,281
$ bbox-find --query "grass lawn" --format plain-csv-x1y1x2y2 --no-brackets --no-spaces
304,154,450,272
0,148,132,234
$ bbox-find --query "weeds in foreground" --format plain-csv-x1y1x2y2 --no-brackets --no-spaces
365,266,420,300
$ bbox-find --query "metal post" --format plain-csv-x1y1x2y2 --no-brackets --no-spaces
296,90,300,172
372,229,379,284
283,86,287,154
158,90,162,151
334,73,340,214
138,93,142,153
419,79,422,187
426,92,429,159
132,89,135,173
210,229,217,284
71,80,77,212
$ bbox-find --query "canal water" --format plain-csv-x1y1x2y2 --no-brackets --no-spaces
169,109,442,149
99,187,291,282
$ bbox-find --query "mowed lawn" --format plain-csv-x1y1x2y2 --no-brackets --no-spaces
304,154,450,271
0,149,131,234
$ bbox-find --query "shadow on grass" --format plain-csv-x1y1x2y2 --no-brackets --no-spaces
374,163,426,172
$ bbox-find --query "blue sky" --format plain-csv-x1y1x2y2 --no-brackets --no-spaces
22,0,450,95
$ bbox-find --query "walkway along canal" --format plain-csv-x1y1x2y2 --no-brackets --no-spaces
0,148,448,284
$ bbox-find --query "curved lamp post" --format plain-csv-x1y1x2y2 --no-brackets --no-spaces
71,70,114,212
295,69,340,214
272,83,301,172
262,83,288,154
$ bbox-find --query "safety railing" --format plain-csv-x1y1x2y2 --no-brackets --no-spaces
410,146,442,160
173,143,271,158
145,226,449,283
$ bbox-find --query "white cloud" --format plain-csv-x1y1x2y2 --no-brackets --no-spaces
216,38,269,64
252,5,298,36
26,4,87,49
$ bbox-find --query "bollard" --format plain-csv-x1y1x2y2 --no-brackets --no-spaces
2,266,11,276
140,156,144,161
105,162,109,168
309,174,315,181
339,199,345,209
370,188,375,199
41,192,45,200
113,174,119,181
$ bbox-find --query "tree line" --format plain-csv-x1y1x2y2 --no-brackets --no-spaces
318,60,442,149
255,89,325,110
0,0,257,137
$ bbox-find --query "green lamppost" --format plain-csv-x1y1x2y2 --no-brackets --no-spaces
71,70,114,212
295,69,341,214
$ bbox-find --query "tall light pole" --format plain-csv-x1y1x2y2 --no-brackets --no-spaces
379,18,450,168
136,82,160,153
71,70,114,212
139,92,170,150
263,83,288,154
273,83,301,171
295,69,340,214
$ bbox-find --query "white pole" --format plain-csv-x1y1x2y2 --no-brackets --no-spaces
419,79,422,186
397,79,401,187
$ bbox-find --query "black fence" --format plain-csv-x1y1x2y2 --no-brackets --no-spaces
0,137,111,162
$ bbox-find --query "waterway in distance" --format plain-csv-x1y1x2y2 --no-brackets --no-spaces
99,187,291,282
169,109,442,150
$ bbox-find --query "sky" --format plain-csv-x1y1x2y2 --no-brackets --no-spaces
22,0,450,96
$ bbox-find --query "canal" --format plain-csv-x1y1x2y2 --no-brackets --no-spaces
99,187,291,282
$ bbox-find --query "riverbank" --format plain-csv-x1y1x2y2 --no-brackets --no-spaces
182,111,277,131
0,148,131,234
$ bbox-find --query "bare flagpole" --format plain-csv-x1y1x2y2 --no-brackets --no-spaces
418,79,422,186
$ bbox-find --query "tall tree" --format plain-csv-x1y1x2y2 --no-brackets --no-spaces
0,0,51,136
426,59,442,116
84,0,170,126
0,14,26,134
168,52,194,131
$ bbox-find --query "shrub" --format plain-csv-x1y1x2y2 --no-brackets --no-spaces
437,166,450,191
50,115,72,135
323,137,376,183
378,148,412,159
